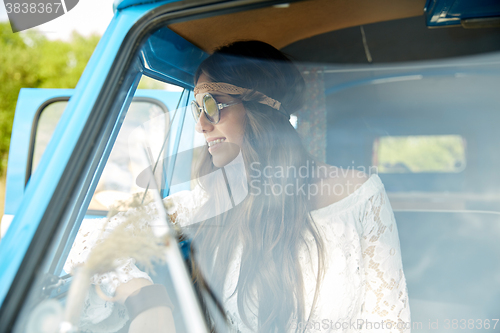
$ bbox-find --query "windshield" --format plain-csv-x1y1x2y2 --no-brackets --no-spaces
9,3,500,333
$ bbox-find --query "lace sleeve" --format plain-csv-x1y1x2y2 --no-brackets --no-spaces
359,187,411,332
64,185,208,274
164,184,208,227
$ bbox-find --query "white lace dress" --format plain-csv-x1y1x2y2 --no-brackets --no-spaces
64,174,410,333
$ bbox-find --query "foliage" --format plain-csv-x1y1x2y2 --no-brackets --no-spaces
138,75,169,89
0,22,100,174
376,135,466,173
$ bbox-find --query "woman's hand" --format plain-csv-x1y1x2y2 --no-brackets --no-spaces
115,278,177,333
128,306,176,333
115,278,152,304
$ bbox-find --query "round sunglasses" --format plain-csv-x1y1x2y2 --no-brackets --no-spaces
191,93,241,124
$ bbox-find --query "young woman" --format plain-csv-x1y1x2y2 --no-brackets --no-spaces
66,41,410,333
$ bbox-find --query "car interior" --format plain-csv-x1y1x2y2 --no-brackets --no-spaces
164,2,500,326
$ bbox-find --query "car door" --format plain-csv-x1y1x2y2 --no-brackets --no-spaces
0,1,252,328
0,4,206,330
0,82,213,333
0,5,160,327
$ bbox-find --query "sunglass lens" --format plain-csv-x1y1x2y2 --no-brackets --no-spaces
191,101,201,122
203,94,219,124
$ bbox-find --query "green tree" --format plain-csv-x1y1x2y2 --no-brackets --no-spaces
0,23,42,173
0,22,100,174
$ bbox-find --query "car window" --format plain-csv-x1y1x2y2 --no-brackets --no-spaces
30,97,173,214
373,135,466,173
9,3,500,333
31,100,68,174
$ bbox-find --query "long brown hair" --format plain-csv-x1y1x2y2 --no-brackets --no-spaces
188,41,325,332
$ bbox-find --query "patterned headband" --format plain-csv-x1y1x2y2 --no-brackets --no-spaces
194,82,284,113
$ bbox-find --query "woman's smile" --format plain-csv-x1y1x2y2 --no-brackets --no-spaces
207,137,226,152
195,73,246,167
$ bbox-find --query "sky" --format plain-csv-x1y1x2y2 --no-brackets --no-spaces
0,0,115,40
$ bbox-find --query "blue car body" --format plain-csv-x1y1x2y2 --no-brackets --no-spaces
1,0,500,331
